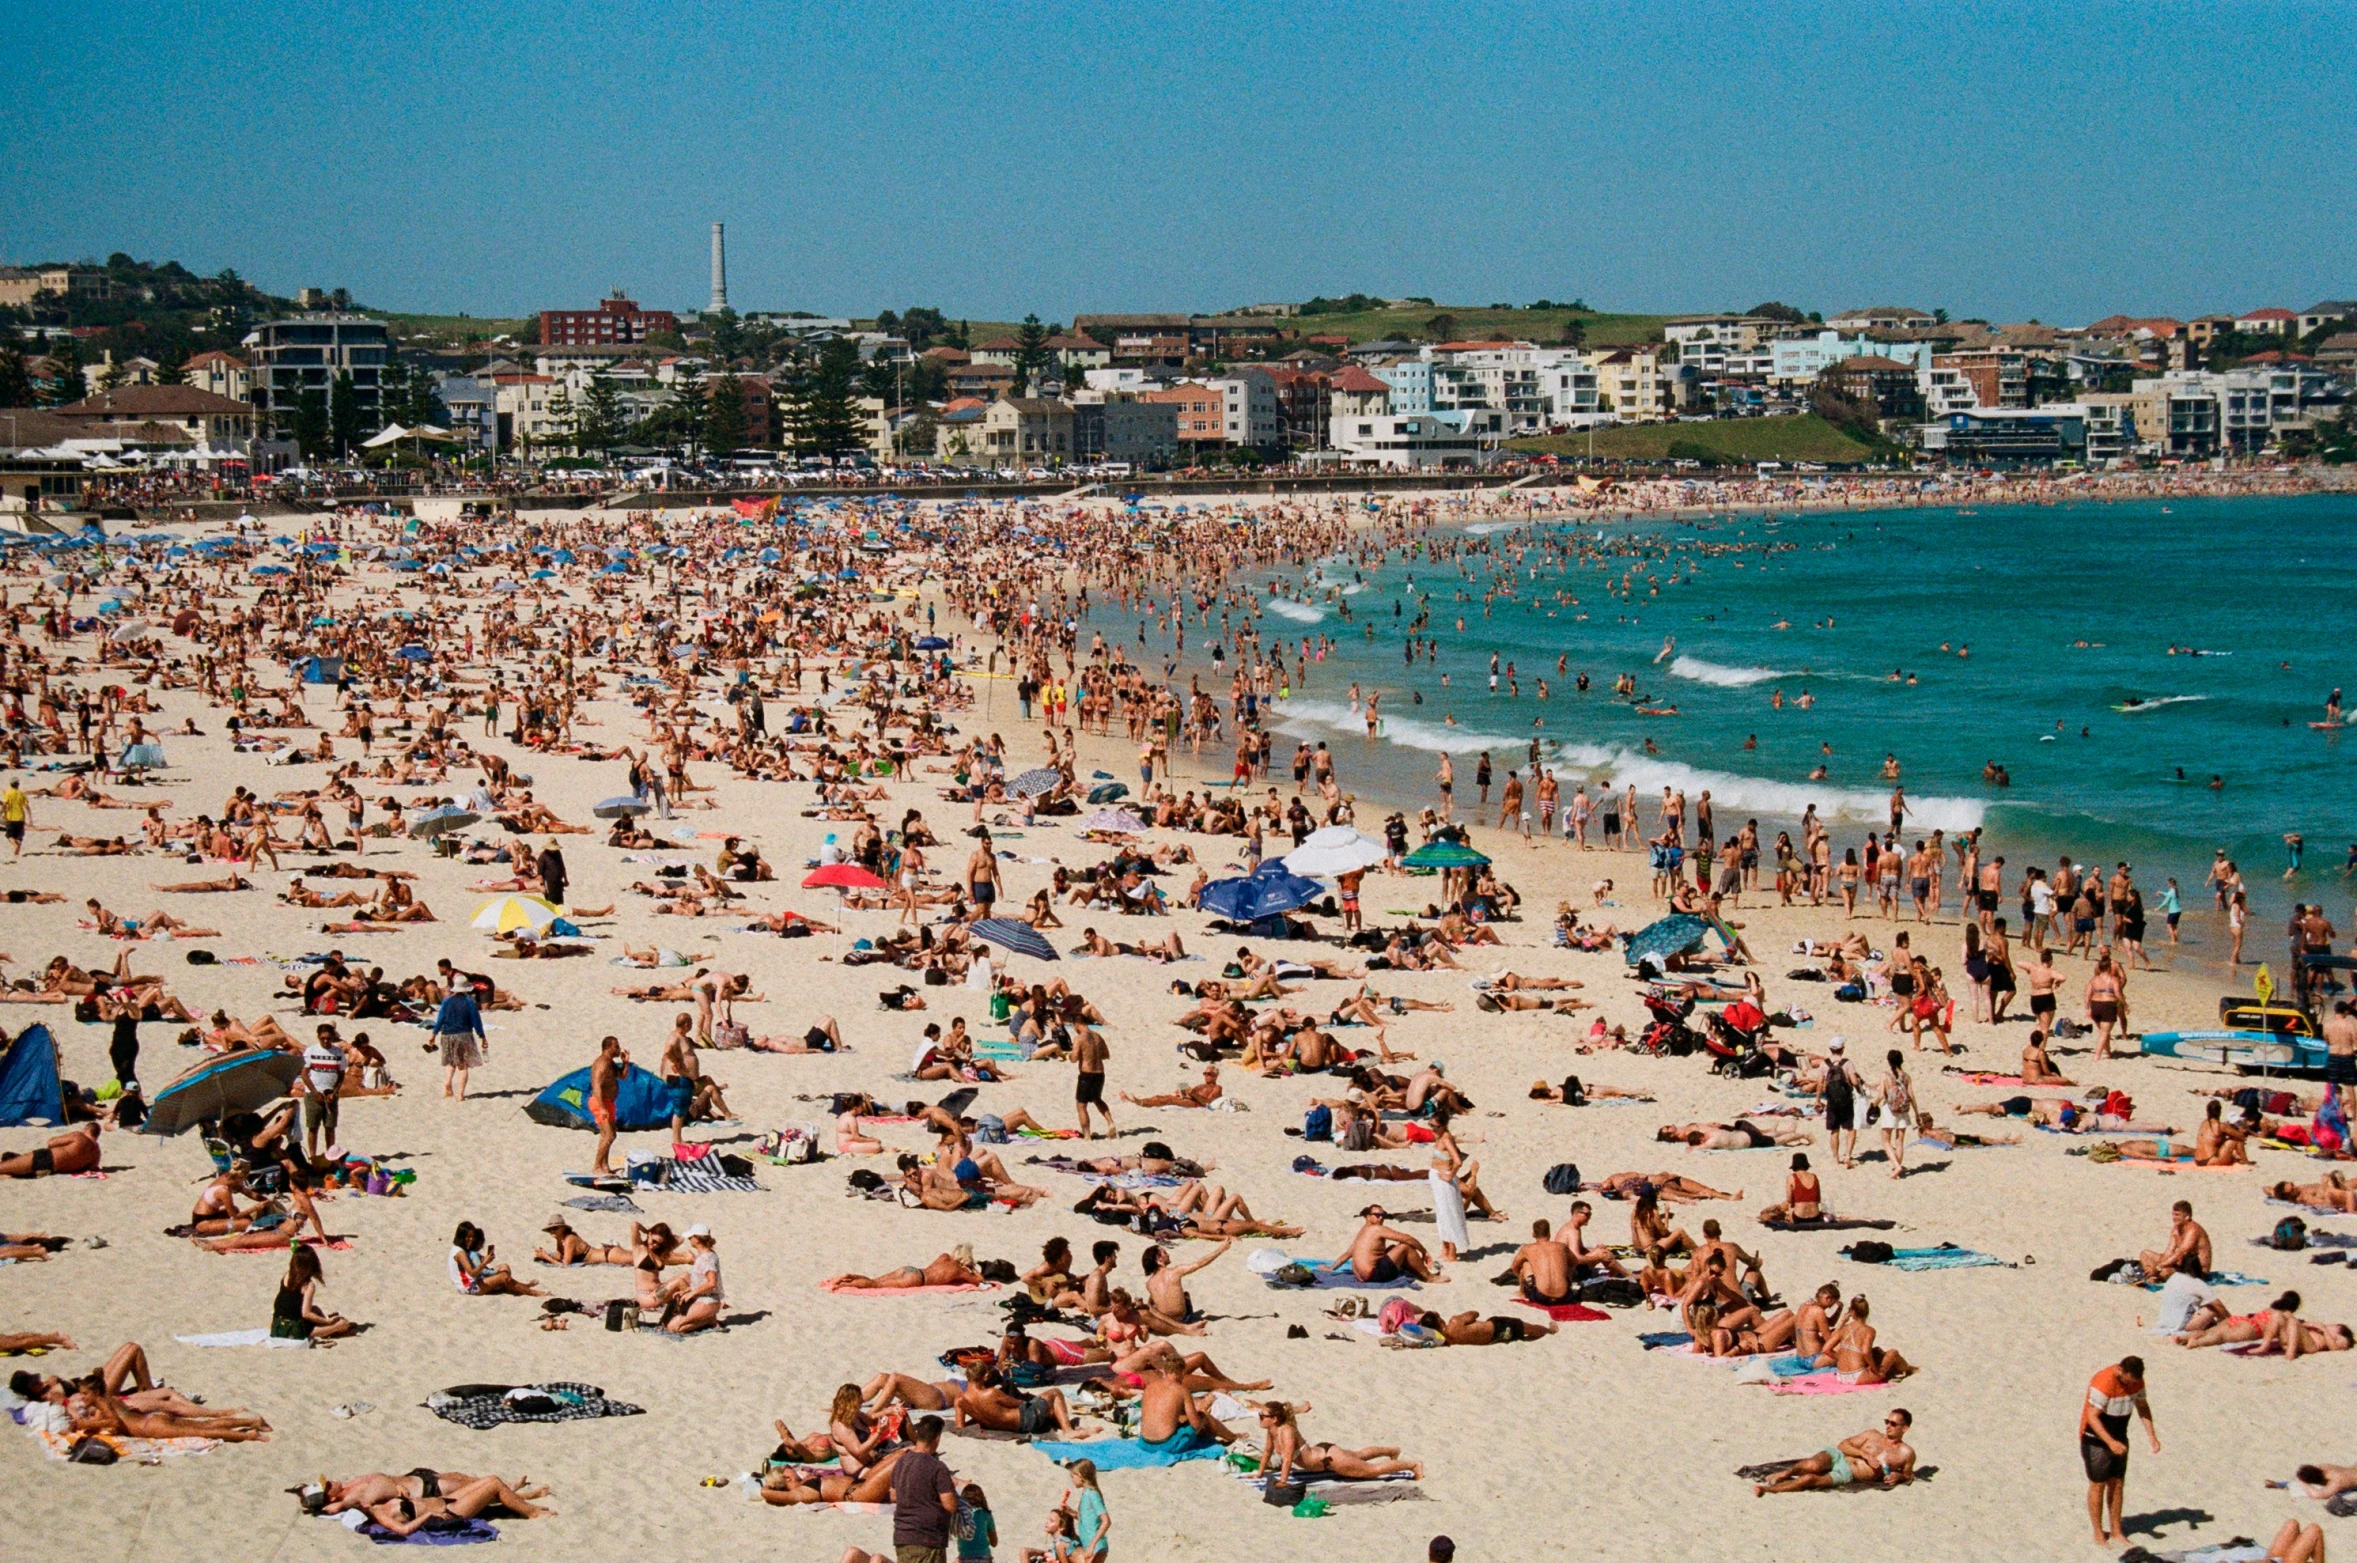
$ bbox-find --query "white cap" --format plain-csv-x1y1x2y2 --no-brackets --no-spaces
684,1222,713,1239
1828,1037,1846,1051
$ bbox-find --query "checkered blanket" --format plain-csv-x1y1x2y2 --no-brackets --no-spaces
425,1382,643,1430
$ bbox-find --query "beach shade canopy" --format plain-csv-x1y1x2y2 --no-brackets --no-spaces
1201,860,1326,922
1084,782,1130,804
119,742,168,772
0,1025,63,1127
802,863,887,891
1082,808,1146,833
1012,767,1063,797
471,893,562,933
972,917,1058,961
1623,913,1715,968
143,1049,302,1136
592,795,652,819
409,805,479,839
1282,826,1387,877
524,1063,687,1131
299,655,345,683
1400,839,1490,871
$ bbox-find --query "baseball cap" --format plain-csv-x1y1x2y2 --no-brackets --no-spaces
684,1222,712,1239
1829,1037,1846,1052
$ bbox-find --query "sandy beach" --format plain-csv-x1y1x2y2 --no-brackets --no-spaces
2,493,2347,1563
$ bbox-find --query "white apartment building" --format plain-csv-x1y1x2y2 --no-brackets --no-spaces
1430,344,1602,431
1322,408,1506,470
1769,332,1932,385
1193,372,1279,448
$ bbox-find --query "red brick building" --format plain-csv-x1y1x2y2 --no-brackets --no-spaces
539,291,680,347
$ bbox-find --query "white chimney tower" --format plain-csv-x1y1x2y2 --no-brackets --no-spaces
709,222,728,313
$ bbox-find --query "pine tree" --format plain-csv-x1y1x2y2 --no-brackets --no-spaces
0,346,32,407
791,340,864,457
1014,313,1049,397
45,341,84,407
292,387,330,457
156,352,186,386
706,372,747,454
670,373,708,456
581,369,623,454
329,370,364,455
544,385,576,455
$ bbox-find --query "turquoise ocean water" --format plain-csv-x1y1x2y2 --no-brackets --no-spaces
1110,494,2357,935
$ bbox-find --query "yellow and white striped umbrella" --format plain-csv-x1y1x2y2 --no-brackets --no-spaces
470,893,562,933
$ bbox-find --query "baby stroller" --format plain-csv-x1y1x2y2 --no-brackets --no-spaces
1704,1001,1778,1078
1638,991,1702,1056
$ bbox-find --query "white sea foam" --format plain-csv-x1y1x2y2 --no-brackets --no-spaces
2116,695,2208,712
1272,698,1519,754
1264,599,1325,624
1547,743,1988,832
1667,655,1786,688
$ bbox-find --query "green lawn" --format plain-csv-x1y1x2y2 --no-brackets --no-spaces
378,312,535,344
1283,304,1667,347
1509,414,1880,465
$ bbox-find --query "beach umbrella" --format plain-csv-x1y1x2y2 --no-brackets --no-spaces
1084,782,1130,804
1623,913,1713,968
972,918,1058,962
119,742,168,772
142,1050,302,1136
1200,861,1325,923
1400,839,1490,871
593,795,651,819
471,893,563,933
1282,826,1387,877
801,864,887,890
914,635,950,650
1082,808,1146,833
1012,767,1063,798
107,620,153,643
408,805,478,839
396,644,432,660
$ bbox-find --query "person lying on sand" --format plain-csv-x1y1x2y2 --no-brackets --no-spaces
48,1368,274,1441
0,1123,101,1178
1529,1075,1651,1105
1752,1411,1916,1494
1659,1119,1814,1151
1258,1400,1420,1482
1421,1308,1558,1345
1121,1065,1224,1110
1591,1170,1741,1204
84,899,218,938
301,1472,554,1531
534,1215,641,1267
954,1362,1086,1437
761,1448,907,1507
827,1247,991,1289
153,872,250,893
2274,1175,2357,1213
2177,1292,2354,1356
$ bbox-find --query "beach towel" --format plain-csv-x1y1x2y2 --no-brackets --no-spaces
820,1277,996,1296
1515,1299,1611,1322
22,1419,219,1462
1768,1371,1883,1395
1031,1431,1225,1469
1639,1330,1694,1350
426,1382,643,1431
1943,1071,2027,1085
1761,1217,1898,1233
2154,1269,2267,1289
1265,1258,1420,1291
174,1328,310,1349
1734,1457,1936,1491
1844,1243,2007,1271
650,1163,764,1194
562,1193,643,1214
339,1510,499,1546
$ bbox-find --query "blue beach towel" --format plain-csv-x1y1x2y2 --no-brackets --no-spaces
1032,1431,1224,1469
2146,1268,2269,1290
1265,1258,1421,1291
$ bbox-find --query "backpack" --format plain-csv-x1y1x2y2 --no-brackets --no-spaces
1301,1104,1332,1142
1541,1162,1582,1196
1271,1262,1318,1288
846,1167,886,1193
1848,1240,1896,1265
2272,1216,2309,1252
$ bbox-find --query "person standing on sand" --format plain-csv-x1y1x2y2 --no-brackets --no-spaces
2080,1356,2158,1546
590,1035,624,1175
432,975,486,1101
0,776,28,860
1072,1022,1114,1139
966,829,1001,923
1436,753,1453,819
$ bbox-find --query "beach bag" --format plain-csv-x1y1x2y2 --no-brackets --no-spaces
1263,1480,1307,1507
2272,1216,2310,1252
1301,1104,1332,1142
1542,1163,1582,1196
847,1167,887,1194
713,1021,749,1049
1377,1297,1421,1334
1272,1262,1318,1288
1848,1240,1896,1265
1340,1116,1375,1153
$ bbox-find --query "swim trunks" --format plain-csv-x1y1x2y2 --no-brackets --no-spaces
1824,1448,1855,1486
1364,1255,1403,1284
1488,1316,1526,1343
1520,1278,1573,1307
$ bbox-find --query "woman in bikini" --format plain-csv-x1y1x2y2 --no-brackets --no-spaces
2087,952,2128,1060
310,1471,552,1532
1258,1401,1423,1483
1812,1295,1915,1383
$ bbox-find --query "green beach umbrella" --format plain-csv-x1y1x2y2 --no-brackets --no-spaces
1400,839,1490,871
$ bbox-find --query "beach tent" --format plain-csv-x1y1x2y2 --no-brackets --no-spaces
525,1064,687,1131
0,1025,63,1127
300,656,346,683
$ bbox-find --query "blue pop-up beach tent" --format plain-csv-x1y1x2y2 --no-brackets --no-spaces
524,1064,686,1131
0,1025,64,1127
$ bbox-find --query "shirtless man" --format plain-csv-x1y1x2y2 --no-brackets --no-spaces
1754,1410,1917,1494
1135,1358,1236,1448
2138,1200,2212,1282
952,1362,1083,1437
0,1123,100,1178
1511,1218,1576,1305
826,1250,990,1290
1338,1205,1443,1284
1425,1309,1559,1345
1121,1065,1223,1110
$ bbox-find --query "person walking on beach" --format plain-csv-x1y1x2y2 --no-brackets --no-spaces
0,776,27,860
590,1035,625,1175
1435,753,1454,819
1877,1050,1913,1178
889,1415,959,1563
2080,1356,2158,1546
432,975,487,1101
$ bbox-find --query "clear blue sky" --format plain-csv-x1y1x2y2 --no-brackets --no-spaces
6,1,2352,325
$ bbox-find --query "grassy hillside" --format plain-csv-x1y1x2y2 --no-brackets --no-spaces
1287,303,1667,347
1509,414,1880,465
379,312,536,345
